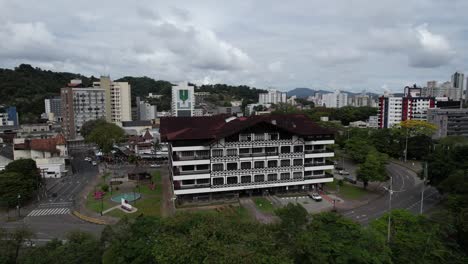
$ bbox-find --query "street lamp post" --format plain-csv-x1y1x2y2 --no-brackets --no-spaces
383,177,393,243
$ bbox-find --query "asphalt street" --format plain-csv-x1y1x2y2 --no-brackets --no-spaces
2,150,105,242
340,162,441,225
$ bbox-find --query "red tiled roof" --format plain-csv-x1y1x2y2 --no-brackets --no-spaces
14,134,66,153
143,130,153,140
160,114,333,141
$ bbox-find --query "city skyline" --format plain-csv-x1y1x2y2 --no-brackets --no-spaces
1,1,468,93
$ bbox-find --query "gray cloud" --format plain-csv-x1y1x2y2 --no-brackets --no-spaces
0,0,467,92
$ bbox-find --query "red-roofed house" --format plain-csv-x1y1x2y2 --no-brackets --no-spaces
13,134,68,178
160,114,335,202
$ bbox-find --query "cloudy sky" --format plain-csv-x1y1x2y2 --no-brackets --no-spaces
1,0,467,93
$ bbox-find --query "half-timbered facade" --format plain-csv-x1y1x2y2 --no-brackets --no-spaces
160,114,335,201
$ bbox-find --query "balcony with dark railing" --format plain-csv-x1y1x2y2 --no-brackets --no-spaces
174,183,211,190
304,172,334,180
173,154,210,161
238,151,279,158
304,148,333,154
173,169,211,176
304,160,334,167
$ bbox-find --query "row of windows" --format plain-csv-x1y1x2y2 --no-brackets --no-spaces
180,172,303,186
177,158,327,172
210,145,325,157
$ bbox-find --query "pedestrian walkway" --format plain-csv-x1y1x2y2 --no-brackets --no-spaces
27,208,70,217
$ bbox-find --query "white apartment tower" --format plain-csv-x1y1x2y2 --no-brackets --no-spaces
258,89,287,104
322,90,348,108
93,76,132,125
161,114,335,201
171,82,195,117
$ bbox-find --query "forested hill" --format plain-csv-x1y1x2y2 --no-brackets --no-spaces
0,64,263,122
0,64,96,122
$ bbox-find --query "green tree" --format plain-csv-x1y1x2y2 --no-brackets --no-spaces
80,119,107,138
0,159,41,206
356,148,388,188
371,210,466,264
0,226,34,264
85,121,124,154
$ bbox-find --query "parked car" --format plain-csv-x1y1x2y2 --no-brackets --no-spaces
84,157,91,161
344,176,357,184
92,161,97,166
308,192,322,201
150,164,161,168
338,170,350,175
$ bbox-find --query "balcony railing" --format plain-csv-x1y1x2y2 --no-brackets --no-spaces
224,139,293,147
304,173,334,180
173,155,210,161
211,177,306,189
211,165,304,177
304,160,334,167
173,169,210,176
174,183,210,190
304,148,333,154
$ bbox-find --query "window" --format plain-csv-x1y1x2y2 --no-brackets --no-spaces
182,180,195,185
313,170,324,176
293,172,302,179
213,178,224,185
227,163,238,170
254,161,264,169
265,147,277,154
304,158,313,165
267,160,277,168
281,146,291,153
196,150,209,157
255,133,265,141
304,171,312,176
241,175,251,183
226,148,237,156
227,176,238,184
254,174,264,182
197,179,210,184
293,159,303,166
241,162,251,170
239,148,250,154
314,158,324,164
293,145,303,153
240,134,252,141
212,163,223,171
280,159,290,167
181,165,195,171
280,173,290,180
196,164,209,171
267,173,277,181
212,149,223,157
252,147,263,153
181,151,194,157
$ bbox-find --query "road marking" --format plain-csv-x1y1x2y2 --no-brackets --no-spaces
27,208,70,217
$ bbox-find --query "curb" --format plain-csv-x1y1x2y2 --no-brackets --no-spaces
72,211,108,225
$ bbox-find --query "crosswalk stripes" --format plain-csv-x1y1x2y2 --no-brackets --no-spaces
27,208,70,217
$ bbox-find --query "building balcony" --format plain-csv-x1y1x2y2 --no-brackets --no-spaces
174,183,210,190
304,148,332,154
173,155,210,161
304,160,334,167
304,173,334,180
173,169,210,176
211,165,304,177
238,152,279,158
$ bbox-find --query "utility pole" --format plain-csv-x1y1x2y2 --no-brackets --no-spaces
404,128,409,163
420,162,428,214
385,176,393,243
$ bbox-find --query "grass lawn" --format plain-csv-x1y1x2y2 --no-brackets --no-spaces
86,171,163,218
325,181,368,200
253,197,276,213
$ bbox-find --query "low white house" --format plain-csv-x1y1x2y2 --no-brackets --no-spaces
13,134,68,178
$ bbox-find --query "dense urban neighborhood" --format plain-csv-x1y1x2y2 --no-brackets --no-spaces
1,1,468,263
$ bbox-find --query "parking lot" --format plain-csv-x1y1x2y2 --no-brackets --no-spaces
278,195,333,213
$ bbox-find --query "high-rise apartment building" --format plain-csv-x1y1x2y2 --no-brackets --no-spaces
136,97,157,120
171,82,195,117
0,106,18,127
44,97,62,122
322,90,348,108
92,76,132,125
258,89,287,104
427,108,468,139
161,114,335,201
61,83,106,139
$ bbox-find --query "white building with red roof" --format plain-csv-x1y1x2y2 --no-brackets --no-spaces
160,114,335,202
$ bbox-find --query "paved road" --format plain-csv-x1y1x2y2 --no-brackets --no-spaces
2,151,105,240
340,162,441,225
